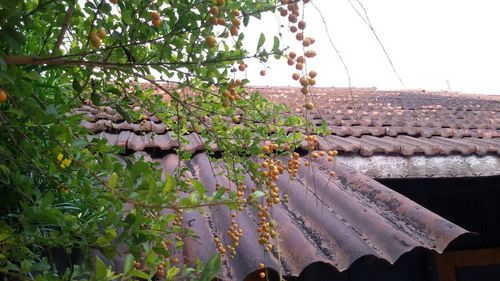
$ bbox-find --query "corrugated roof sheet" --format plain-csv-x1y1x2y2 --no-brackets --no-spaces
74,87,478,278
134,151,467,280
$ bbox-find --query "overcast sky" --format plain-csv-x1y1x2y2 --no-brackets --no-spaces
241,0,500,95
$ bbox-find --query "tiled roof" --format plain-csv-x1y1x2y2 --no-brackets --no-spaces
262,87,500,156
73,87,478,279
78,87,500,157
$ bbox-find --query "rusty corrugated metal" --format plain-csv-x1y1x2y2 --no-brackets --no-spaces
133,151,467,280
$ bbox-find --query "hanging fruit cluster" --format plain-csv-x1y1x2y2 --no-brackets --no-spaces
226,218,243,257
222,80,242,107
89,27,106,48
256,205,275,253
172,209,183,227
278,0,317,108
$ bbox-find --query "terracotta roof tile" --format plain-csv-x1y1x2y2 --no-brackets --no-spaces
263,87,500,156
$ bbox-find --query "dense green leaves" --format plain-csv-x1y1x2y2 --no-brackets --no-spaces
0,0,311,280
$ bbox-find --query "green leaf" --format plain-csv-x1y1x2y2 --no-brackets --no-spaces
273,36,280,52
129,269,150,279
95,256,107,279
251,190,265,200
198,253,220,281
20,260,32,273
163,173,176,195
105,87,122,96
123,254,134,274
257,33,265,51
90,89,101,106
72,78,83,93
0,233,10,242
214,187,226,200
105,228,117,241
192,179,206,198
167,266,180,279
108,172,118,188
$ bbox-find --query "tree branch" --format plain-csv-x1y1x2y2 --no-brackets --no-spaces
51,1,76,57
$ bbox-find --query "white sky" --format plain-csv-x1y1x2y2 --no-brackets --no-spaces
241,0,500,95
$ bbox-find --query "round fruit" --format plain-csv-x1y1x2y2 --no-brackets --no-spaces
260,70,266,76
258,263,265,269
0,89,7,103
290,26,297,33
301,87,309,95
207,35,217,48
152,11,160,19
232,9,240,17
299,77,309,87
296,32,303,41
287,58,295,66
209,16,218,25
295,62,303,70
304,102,314,110
152,18,161,27
230,25,239,36
309,70,317,78
305,50,316,58
231,18,240,27
218,18,226,25
288,14,297,23
292,73,300,80
289,51,296,59
259,272,266,279
238,63,246,71
298,20,306,30
262,145,270,154
280,9,288,17
232,116,240,123
216,0,224,6
297,56,305,63
210,6,219,16
98,28,106,39
90,31,101,48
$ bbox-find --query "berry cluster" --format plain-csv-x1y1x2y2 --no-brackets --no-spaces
256,206,275,253
226,218,243,257
89,28,106,48
222,80,242,108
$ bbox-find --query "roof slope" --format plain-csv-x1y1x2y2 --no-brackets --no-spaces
261,87,500,157
75,94,469,279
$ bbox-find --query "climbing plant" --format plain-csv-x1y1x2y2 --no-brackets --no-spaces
0,0,332,279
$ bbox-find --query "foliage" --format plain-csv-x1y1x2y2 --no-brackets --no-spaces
0,0,326,280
